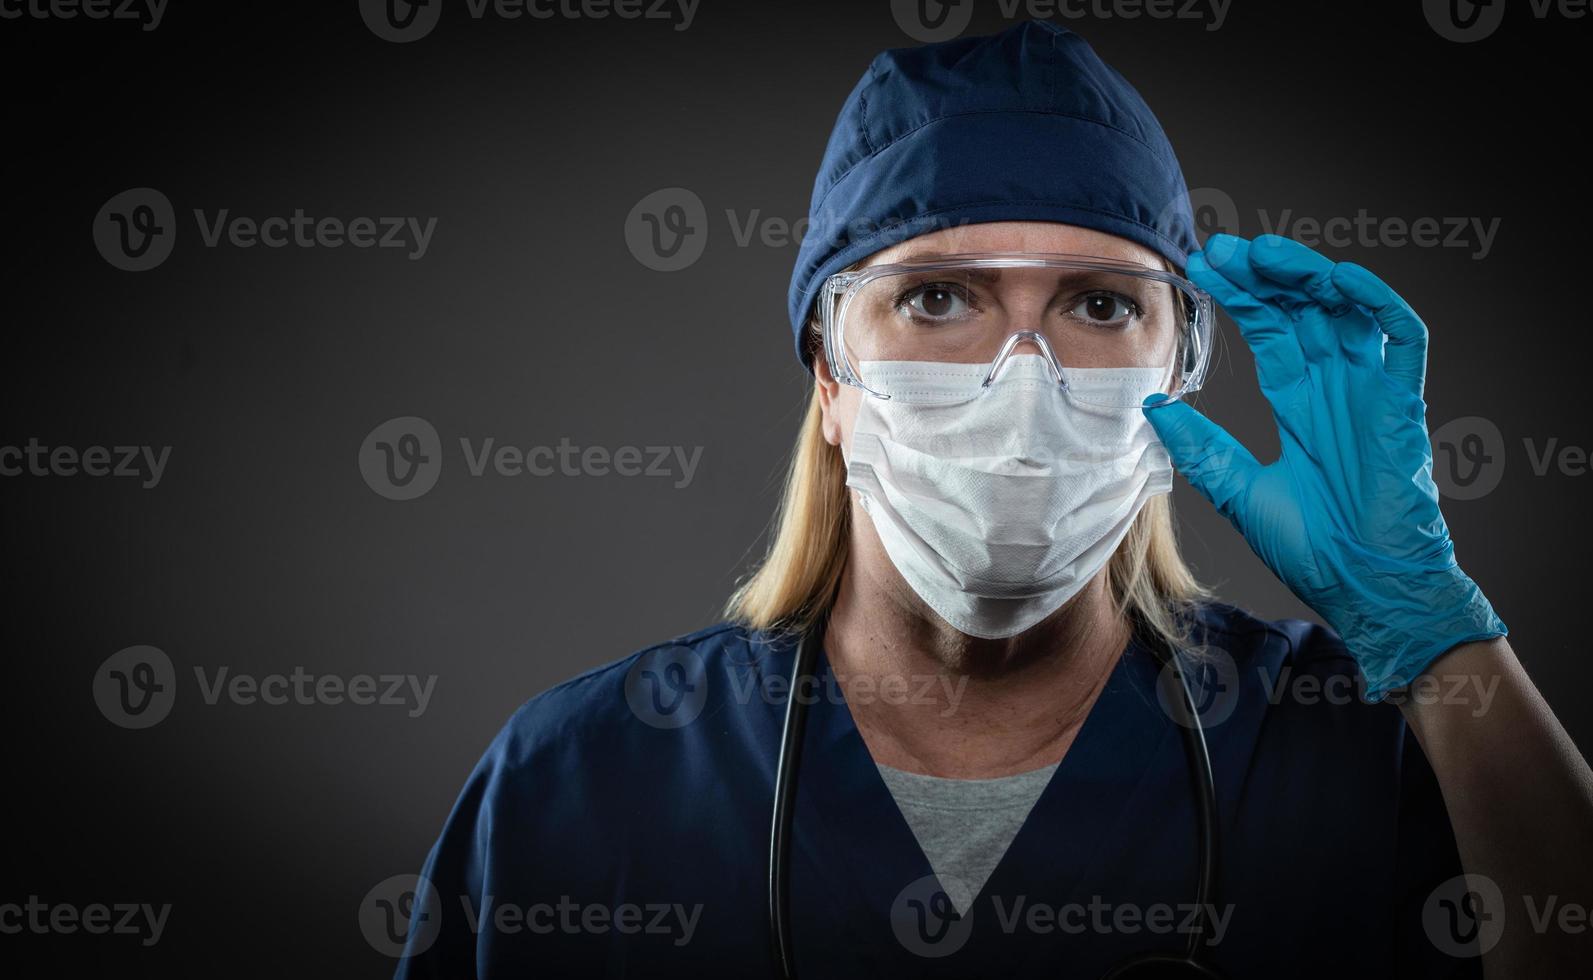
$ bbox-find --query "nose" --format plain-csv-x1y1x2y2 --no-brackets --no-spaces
982,330,1068,389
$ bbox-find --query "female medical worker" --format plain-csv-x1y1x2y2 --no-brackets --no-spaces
395,21,1591,980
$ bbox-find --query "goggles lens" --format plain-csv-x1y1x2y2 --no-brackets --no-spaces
824,257,1211,402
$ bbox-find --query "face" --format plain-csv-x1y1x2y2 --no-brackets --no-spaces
813,221,1171,456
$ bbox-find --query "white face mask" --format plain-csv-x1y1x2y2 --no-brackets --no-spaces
843,355,1173,639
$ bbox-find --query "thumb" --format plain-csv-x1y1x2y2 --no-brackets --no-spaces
1142,395,1261,525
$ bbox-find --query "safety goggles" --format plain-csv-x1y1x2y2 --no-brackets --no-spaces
819,253,1214,404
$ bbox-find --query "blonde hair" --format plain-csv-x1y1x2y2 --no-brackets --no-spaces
724,322,1210,651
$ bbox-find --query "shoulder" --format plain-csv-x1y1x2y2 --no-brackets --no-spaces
1187,599,1359,686
1184,600,1410,750
472,620,785,787
1188,601,1420,777
405,623,791,956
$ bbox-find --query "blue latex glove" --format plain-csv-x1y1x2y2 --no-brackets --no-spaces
1144,234,1506,698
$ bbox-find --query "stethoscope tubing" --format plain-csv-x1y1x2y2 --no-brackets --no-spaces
767,617,1223,980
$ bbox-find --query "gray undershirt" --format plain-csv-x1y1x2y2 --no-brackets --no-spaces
877,762,1059,915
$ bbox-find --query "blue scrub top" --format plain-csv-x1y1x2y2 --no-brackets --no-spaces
394,603,1478,978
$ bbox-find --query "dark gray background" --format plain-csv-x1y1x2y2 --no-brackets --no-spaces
2,1,1586,976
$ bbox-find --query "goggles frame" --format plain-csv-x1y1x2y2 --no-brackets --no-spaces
819,252,1215,403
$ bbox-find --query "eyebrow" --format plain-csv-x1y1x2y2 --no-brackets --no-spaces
884,264,1121,288
900,266,1005,286
884,249,1151,268
885,249,970,266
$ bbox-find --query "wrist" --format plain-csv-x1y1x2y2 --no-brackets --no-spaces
1336,565,1507,699
1386,635,1514,726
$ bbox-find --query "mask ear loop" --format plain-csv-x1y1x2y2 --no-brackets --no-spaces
982,330,1068,390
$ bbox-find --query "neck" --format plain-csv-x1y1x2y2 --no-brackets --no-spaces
823,562,1131,779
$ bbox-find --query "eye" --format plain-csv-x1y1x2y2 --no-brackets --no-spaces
1070,292,1140,327
898,283,972,321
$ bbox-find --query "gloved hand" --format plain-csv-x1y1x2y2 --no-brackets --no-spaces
1143,234,1506,698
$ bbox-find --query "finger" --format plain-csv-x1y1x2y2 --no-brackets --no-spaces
1329,261,1429,396
1143,395,1261,528
1189,237,1307,394
1246,235,1378,365
1246,234,1348,307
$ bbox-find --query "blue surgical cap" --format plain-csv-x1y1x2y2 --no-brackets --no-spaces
787,20,1198,367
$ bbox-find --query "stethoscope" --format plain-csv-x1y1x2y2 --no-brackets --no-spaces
767,616,1227,979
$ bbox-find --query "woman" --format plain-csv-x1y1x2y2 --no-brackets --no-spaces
396,21,1590,979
